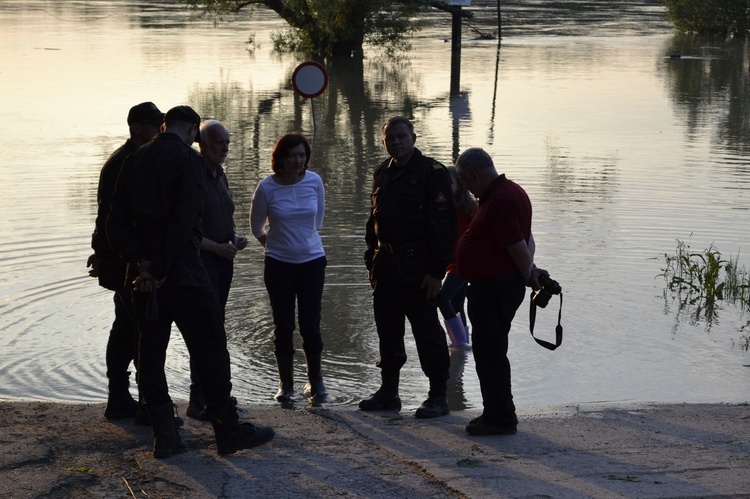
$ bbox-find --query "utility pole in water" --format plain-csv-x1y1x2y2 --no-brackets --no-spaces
497,0,502,42
450,5,462,96
449,0,472,96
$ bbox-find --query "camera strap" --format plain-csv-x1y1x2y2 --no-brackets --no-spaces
529,292,563,350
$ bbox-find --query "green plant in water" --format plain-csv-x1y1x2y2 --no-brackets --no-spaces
659,238,750,349
661,240,723,300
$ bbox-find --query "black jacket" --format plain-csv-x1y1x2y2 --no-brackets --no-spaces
107,132,207,286
91,139,137,291
364,148,457,286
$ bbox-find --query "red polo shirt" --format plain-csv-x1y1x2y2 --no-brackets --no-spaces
455,174,532,281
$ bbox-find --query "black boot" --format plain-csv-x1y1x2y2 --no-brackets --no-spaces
415,378,450,419
104,373,139,420
274,353,294,402
147,401,188,459
135,402,184,428
302,350,329,403
209,400,275,455
358,371,401,411
186,383,209,420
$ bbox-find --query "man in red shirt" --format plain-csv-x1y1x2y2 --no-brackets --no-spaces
455,147,546,436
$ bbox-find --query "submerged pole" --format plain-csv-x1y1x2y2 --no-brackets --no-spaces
450,6,462,96
497,0,502,43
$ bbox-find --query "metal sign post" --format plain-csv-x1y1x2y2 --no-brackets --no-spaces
291,61,328,134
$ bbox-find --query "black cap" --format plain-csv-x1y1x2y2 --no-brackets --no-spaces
164,105,201,126
126,102,164,125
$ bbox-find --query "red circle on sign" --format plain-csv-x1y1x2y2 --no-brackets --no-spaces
291,61,328,98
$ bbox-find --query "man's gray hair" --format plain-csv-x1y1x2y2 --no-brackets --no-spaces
455,147,495,172
199,119,227,146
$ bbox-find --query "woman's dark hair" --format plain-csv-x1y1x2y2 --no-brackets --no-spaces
271,132,311,173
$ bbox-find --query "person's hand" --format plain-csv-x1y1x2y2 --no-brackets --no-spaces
421,274,442,299
86,254,101,278
215,242,239,261
256,234,267,248
132,269,166,293
234,235,248,250
527,266,549,291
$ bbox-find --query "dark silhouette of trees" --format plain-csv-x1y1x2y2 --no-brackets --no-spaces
665,0,750,37
183,0,470,57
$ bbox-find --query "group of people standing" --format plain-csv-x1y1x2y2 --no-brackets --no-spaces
360,116,546,436
88,102,547,459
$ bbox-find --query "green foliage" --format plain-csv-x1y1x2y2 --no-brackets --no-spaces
661,239,727,303
659,238,750,349
183,0,425,57
664,0,750,36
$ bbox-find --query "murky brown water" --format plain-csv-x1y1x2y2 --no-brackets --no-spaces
1,0,748,410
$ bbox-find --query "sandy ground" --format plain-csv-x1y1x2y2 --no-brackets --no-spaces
0,400,749,498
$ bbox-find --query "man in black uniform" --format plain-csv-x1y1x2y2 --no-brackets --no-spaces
87,102,163,420
107,105,274,458
360,116,457,418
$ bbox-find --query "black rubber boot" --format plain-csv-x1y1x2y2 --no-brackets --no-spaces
104,373,139,420
302,350,329,403
358,371,401,411
274,353,294,402
209,400,275,455
186,383,209,421
147,401,188,459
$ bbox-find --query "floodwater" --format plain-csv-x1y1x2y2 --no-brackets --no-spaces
1,0,748,412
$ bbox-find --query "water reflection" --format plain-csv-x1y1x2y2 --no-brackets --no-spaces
446,349,470,411
660,35,750,155
544,138,619,201
185,52,453,407
2,0,750,408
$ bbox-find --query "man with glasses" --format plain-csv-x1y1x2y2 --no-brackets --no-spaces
454,147,546,436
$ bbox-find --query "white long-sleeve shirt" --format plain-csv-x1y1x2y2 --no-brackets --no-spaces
250,171,325,264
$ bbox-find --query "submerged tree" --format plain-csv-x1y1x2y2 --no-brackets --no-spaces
664,0,750,36
183,0,468,57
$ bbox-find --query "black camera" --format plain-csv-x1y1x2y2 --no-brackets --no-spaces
531,274,562,308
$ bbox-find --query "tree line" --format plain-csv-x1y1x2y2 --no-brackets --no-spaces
183,0,470,58
665,0,750,36
182,1,750,59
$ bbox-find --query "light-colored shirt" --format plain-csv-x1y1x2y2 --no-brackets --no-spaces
250,171,325,264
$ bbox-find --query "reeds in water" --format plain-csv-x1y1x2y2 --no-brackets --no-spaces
659,238,750,350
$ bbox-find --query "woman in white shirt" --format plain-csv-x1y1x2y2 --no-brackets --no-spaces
250,133,328,404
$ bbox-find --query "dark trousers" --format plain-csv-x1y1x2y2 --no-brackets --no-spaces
106,289,138,382
467,275,526,424
201,253,234,316
373,280,450,387
132,282,232,409
263,256,326,356
438,273,468,324
194,254,234,391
